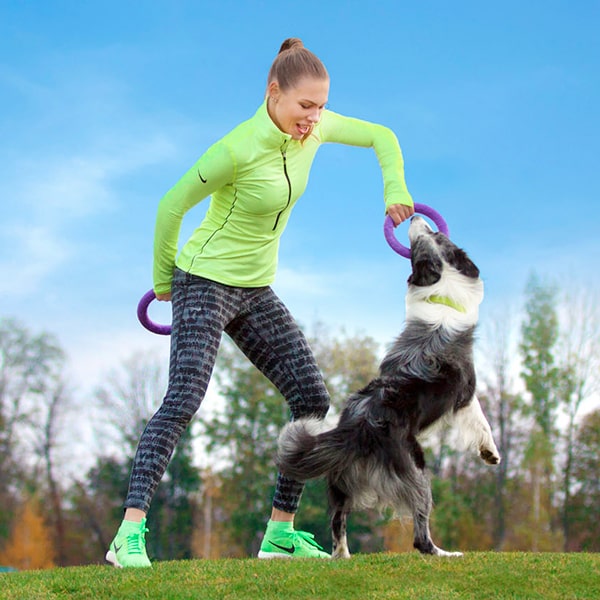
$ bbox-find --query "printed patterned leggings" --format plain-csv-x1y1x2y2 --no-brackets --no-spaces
125,268,330,514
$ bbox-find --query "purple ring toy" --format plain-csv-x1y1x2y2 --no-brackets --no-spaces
384,202,450,258
137,289,172,335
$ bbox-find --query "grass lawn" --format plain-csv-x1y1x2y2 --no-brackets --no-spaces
0,552,598,599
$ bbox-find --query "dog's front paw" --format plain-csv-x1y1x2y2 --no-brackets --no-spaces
480,447,501,465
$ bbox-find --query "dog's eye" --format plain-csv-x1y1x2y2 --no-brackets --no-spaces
452,249,480,278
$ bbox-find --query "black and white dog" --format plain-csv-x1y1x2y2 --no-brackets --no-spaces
276,216,501,558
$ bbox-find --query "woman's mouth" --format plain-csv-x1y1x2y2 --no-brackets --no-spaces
296,123,311,136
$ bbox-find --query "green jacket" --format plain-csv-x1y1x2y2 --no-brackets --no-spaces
154,100,413,294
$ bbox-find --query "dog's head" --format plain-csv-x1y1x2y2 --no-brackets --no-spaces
405,216,483,328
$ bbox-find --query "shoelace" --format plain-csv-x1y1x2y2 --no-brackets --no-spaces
293,530,324,550
125,525,149,555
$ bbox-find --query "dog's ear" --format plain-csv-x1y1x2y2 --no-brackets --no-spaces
452,248,480,279
408,258,442,286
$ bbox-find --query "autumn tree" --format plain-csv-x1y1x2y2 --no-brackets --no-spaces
0,318,66,552
34,379,71,566
0,497,55,570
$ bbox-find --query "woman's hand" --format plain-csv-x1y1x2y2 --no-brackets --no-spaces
155,292,172,302
386,203,414,226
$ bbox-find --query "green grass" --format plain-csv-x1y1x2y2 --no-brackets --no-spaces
1,553,598,600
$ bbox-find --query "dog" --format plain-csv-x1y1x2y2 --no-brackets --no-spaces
275,216,501,558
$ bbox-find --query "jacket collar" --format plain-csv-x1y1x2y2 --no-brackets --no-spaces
253,100,293,149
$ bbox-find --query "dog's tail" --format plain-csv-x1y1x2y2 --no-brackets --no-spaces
275,417,352,482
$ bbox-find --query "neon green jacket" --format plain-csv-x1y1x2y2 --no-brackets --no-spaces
153,101,413,294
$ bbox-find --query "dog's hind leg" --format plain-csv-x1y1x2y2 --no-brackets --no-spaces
409,470,463,557
455,395,501,465
329,484,351,559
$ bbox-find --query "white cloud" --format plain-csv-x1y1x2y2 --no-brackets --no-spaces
0,224,71,295
0,135,176,297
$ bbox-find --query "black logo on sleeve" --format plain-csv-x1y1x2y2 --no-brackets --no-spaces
198,170,207,183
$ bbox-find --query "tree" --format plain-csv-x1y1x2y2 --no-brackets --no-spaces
309,324,380,412
0,497,55,570
519,274,561,550
94,350,166,452
0,318,65,546
555,289,600,550
568,409,600,551
520,274,560,438
477,313,527,549
36,379,71,566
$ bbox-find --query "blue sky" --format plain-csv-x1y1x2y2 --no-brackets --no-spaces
1,0,599,395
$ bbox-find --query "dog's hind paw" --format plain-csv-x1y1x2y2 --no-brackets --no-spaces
433,546,463,558
480,448,501,465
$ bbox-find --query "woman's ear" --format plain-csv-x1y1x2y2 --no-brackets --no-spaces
267,80,280,101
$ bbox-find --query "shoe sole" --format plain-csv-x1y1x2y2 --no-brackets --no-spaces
105,550,122,568
257,550,330,559
257,550,294,559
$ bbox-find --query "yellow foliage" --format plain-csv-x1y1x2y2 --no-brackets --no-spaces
381,518,415,553
191,470,245,558
0,498,55,570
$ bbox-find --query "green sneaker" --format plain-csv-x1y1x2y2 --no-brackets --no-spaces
105,518,152,568
258,520,330,559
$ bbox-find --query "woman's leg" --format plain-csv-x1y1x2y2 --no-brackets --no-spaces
125,271,240,514
225,286,330,515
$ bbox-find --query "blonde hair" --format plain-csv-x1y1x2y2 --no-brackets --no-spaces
267,38,329,90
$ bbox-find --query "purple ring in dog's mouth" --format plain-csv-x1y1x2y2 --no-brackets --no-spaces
384,203,450,258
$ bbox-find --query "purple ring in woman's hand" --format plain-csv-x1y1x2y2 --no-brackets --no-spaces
384,202,450,258
137,289,172,335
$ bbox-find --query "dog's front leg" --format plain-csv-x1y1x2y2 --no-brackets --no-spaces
455,395,501,465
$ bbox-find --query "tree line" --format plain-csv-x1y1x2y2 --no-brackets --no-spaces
0,274,598,570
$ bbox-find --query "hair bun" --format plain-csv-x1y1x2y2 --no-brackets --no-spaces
279,38,304,53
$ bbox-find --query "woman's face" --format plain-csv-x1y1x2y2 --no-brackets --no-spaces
267,76,330,140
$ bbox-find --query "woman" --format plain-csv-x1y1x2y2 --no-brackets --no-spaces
106,37,414,567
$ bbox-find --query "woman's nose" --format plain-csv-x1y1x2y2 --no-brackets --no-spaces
307,108,322,123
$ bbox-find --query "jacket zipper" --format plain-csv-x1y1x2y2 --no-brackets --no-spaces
273,148,292,231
